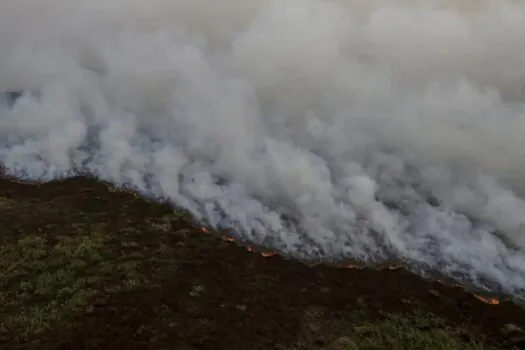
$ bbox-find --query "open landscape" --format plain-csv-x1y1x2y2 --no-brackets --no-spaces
1,176,525,349
3,1,525,349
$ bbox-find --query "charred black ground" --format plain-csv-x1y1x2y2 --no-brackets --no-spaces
1,176,525,350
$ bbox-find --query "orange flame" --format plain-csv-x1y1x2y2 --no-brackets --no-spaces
3,176,509,308
261,251,277,258
387,265,402,271
200,226,504,306
474,294,500,305
346,264,364,269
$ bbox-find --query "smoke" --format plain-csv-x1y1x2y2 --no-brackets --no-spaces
1,0,525,298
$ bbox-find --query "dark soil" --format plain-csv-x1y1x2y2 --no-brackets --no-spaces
1,176,524,350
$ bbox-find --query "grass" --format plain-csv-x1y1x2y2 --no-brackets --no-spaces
1,231,144,341
0,178,519,349
272,291,487,349
286,309,485,350
0,184,193,347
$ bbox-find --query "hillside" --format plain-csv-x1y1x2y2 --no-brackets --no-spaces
1,176,525,349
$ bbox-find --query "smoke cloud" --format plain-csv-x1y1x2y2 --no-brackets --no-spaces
1,0,525,298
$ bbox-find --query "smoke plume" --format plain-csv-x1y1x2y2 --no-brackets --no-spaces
1,0,525,298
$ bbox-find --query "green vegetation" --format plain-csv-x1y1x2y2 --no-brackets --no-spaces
0,178,521,349
0,185,194,347
2,231,144,341
286,309,484,350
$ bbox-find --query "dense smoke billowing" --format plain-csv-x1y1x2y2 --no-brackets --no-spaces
1,0,525,298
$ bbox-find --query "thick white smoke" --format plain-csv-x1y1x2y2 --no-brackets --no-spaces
1,0,525,298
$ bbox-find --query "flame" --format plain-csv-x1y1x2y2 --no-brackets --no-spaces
346,264,364,269
0,176,506,307
474,294,500,305
261,251,277,258
200,226,504,306
436,279,502,305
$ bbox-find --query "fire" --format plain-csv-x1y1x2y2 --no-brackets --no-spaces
346,264,364,269
474,294,500,305
387,265,402,271
261,251,277,257
199,226,505,306
436,280,503,305
213,229,276,257
0,176,508,307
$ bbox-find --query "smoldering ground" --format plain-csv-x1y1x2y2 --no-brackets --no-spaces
1,0,525,298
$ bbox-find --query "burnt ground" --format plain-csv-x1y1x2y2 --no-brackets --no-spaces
1,176,525,350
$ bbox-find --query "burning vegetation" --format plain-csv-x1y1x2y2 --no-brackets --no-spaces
199,225,506,307
0,174,511,308
1,176,524,350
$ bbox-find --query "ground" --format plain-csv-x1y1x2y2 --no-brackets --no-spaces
1,176,525,350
